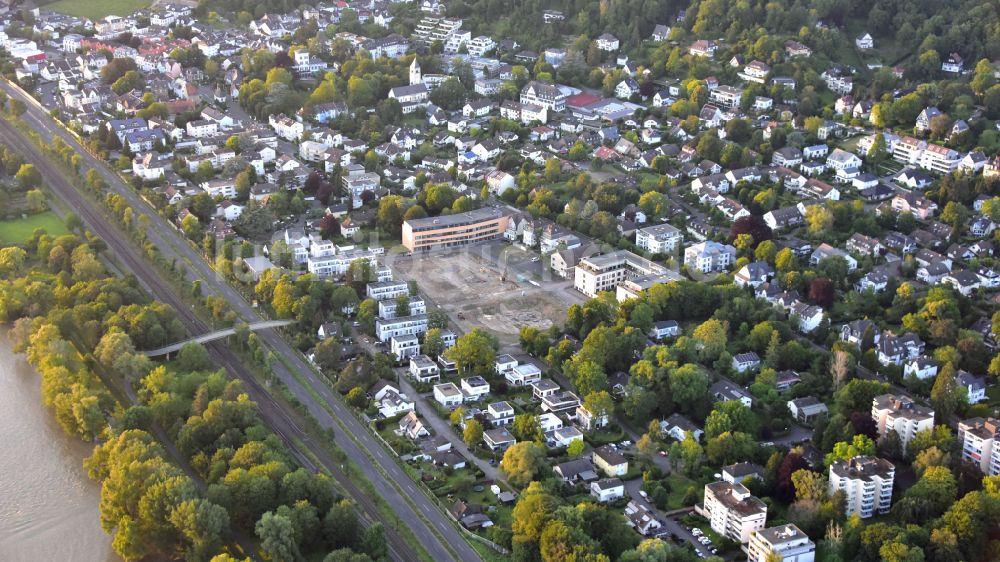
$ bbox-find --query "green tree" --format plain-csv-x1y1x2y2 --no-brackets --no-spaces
443,328,498,376
256,511,301,562
500,441,548,487
463,418,484,447
512,413,543,442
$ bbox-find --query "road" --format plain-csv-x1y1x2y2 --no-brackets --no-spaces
0,81,482,562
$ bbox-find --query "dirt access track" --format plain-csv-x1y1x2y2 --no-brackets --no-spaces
389,244,580,347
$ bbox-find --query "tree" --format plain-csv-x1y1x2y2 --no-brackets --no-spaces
825,435,876,466
582,391,614,424
256,511,301,562
443,328,498,376
463,419,484,447
512,482,559,549
805,205,833,236
500,441,547,487
830,350,851,391
423,328,445,359
345,387,367,409
566,439,586,457
791,469,827,501
512,414,543,442
730,215,773,245
692,319,728,362
176,342,212,372
930,363,967,423
809,278,835,308
15,163,41,189
669,364,711,418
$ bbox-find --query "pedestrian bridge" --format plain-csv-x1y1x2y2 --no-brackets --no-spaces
143,320,295,357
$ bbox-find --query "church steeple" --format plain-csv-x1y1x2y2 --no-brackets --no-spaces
409,57,421,85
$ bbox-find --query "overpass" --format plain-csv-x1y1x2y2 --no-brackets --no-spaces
143,320,295,357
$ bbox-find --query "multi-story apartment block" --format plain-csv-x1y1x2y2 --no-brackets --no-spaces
748,524,816,562
958,417,1000,476
828,456,895,518
684,241,737,273
375,314,429,342
401,208,511,252
919,144,962,174
701,481,767,543
573,250,669,298
307,247,379,277
708,85,743,109
635,223,682,254
872,394,935,452
367,280,410,301
378,297,426,319
412,16,463,45
892,136,926,166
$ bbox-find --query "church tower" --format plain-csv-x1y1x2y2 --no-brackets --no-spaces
409,57,421,85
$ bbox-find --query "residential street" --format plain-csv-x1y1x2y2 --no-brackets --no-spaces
393,368,509,484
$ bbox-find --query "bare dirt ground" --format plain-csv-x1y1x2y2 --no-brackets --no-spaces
391,247,578,347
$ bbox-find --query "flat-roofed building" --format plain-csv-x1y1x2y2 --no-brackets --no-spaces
701,481,767,543
635,223,682,254
375,314,428,342
574,250,669,298
872,394,934,453
828,456,894,518
402,208,511,251
748,524,816,562
958,417,1000,475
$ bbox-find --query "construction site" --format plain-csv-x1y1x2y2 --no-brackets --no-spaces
389,243,583,348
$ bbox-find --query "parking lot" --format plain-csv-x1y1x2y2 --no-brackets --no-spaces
389,242,585,348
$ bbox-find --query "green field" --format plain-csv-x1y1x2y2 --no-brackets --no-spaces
0,212,68,245
45,0,150,19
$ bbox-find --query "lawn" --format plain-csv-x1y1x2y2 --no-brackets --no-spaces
0,211,68,245
44,0,150,19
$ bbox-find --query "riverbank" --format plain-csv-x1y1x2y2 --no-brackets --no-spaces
0,336,117,562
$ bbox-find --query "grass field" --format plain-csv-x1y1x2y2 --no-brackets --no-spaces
0,212,68,245
44,0,150,19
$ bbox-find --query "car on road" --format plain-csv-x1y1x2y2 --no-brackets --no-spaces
691,529,702,536
530,256,540,262
638,490,648,498
619,440,632,447
352,321,360,327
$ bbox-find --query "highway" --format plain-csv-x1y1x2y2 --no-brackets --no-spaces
0,81,482,562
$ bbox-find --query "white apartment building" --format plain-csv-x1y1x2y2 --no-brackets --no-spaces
919,144,962,174
871,394,935,452
748,524,816,562
307,247,379,277
367,280,410,301
378,297,426,319
892,136,926,166
375,314,428,342
958,417,1000,476
708,85,743,109
684,241,737,273
828,456,895,518
574,250,669,298
701,481,767,544
635,223,682,254
412,16,463,45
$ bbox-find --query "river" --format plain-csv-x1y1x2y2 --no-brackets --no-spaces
0,336,119,562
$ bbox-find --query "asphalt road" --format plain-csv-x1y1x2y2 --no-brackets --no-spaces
0,81,481,562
